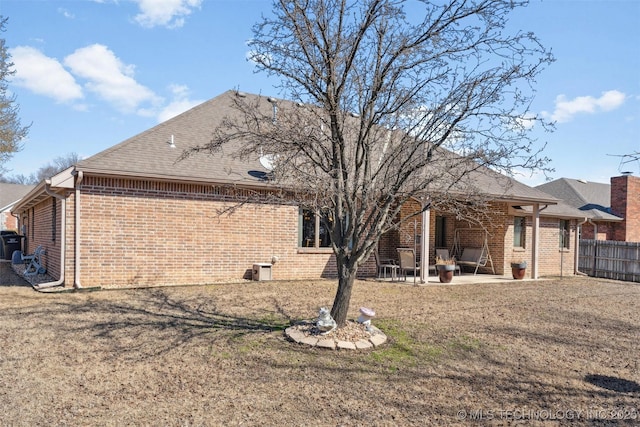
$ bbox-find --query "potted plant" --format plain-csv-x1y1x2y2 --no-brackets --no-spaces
435,256,456,283
510,260,527,280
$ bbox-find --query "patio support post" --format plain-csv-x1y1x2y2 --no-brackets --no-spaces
532,203,540,279
420,205,430,283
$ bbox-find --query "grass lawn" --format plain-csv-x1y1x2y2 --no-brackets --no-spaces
0,275,638,426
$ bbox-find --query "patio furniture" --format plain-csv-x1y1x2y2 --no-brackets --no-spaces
397,248,420,281
452,228,495,275
22,245,46,276
374,250,398,280
456,247,494,275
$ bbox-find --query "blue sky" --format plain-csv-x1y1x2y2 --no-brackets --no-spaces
2,0,639,185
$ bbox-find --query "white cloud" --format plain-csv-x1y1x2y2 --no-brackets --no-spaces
64,44,161,113
548,90,626,123
133,0,202,29
156,84,203,123
9,46,84,103
58,8,75,19
516,113,536,130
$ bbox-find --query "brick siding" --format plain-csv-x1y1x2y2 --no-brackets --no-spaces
20,176,576,287
611,175,640,242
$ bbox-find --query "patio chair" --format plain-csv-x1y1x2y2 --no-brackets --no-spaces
374,250,398,281
435,248,461,276
397,248,420,281
22,246,46,276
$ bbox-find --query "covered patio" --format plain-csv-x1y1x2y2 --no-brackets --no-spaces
373,272,544,286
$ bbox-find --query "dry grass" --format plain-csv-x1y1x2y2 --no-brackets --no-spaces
0,272,639,426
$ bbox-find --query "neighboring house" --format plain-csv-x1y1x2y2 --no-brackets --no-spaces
0,183,35,231
12,91,588,288
536,175,639,241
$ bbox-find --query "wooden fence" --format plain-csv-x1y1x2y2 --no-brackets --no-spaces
579,239,640,283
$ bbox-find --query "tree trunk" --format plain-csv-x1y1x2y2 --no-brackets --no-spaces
330,261,357,327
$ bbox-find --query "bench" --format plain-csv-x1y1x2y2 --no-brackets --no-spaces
456,247,487,275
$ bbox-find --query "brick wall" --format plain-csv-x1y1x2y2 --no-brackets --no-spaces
24,176,578,287
17,195,65,279
611,175,640,242
1,209,18,230
580,222,613,240
64,177,345,287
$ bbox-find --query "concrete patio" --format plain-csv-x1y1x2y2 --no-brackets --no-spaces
376,272,543,285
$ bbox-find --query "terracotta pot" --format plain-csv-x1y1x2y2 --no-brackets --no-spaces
436,264,455,283
511,263,527,280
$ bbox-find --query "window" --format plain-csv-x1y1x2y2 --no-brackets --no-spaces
435,216,446,248
559,220,570,249
299,209,333,248
51,198,57,242
513,216,526,248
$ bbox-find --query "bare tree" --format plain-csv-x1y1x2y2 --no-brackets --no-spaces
193,0,553,326
0,16,30,176
1,152,80,184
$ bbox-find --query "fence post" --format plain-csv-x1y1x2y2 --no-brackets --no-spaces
591,239,598,277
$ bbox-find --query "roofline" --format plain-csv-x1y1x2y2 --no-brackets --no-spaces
1,199,25,212
12,180,48,213
74,167,278,190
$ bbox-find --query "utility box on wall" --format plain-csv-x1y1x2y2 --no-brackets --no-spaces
252,263,272,281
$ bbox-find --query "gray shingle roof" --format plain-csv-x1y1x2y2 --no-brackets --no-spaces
74,90,557,205
0,183,36,210
536,178,621,221
76,90,273,187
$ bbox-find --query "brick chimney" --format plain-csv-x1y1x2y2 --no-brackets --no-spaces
610,174,640,241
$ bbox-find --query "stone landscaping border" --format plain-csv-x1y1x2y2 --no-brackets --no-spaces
284,322,387,350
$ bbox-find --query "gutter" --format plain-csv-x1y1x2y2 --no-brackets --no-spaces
35,182,66,290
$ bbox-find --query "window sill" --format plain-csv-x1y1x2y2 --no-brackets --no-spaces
297,247,333,254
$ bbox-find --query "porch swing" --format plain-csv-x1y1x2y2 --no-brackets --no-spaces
452,228,495,275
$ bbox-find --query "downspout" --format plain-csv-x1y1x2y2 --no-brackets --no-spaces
36,182,66,289
575,218,589,276
74,171,84,289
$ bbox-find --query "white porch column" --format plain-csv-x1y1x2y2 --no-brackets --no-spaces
420,206,430,283
532,203,540,279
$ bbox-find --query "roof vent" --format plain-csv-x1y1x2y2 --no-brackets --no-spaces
577,179,587,184
236,91,247,98
267,97,278,123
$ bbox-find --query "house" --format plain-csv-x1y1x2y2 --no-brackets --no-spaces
12,91,588,289
536,175,640,241
0,182,35,231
